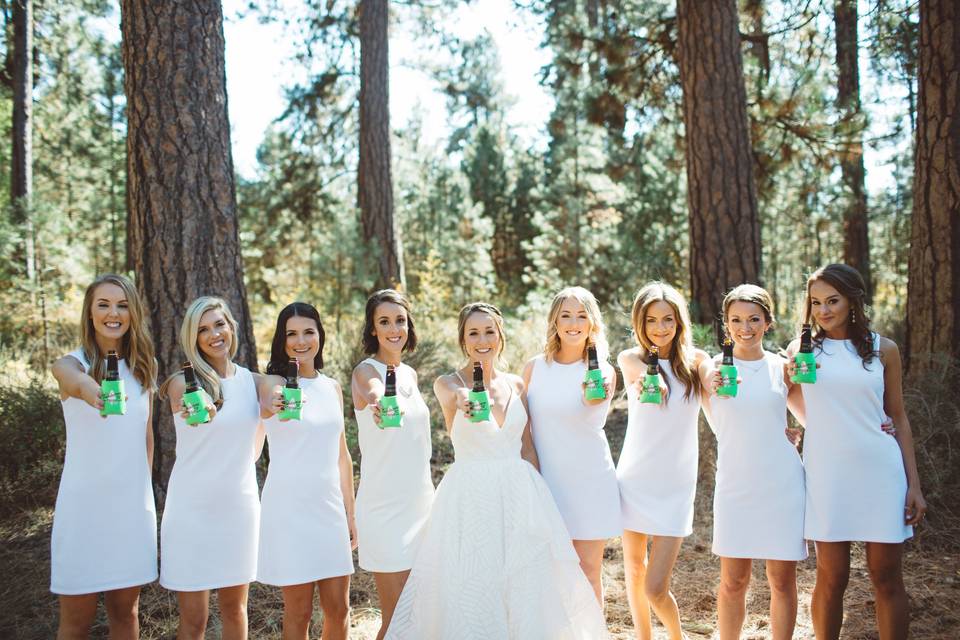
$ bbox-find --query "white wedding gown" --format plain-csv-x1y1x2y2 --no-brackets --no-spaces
385,386,610,640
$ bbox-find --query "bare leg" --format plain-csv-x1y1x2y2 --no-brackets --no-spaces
176,590,210,640
811,541,850,640
865,542,909,640
281,582,316,640
217,584,250,640
622,530,652,640
317,574,351,640
373,570,410,640
644,535,685,640
572,539,607,605
57,593,98,640
717,557,751,640
103,586,142,639
765,560,798,640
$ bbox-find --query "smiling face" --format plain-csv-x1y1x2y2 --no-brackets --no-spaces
642,300,678,352
89,282,130,343
372,301,409,356
462,311,502,365
285,315,320,365
725,300,769,350
555,296,592,350
809,279,851,335
196,308,234,361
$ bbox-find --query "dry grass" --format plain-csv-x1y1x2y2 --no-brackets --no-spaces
3,397,959,638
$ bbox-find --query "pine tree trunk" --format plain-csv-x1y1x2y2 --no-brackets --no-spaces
11,0,34,284
677,0,761,323
905,0,960,373
358,0,405,289
121,0,258,494
835,0,872,301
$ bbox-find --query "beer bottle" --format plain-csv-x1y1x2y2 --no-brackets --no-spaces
584,344,607,401
716,337,739,397
791,324,817,384
182,362,211,426
379,364,403,428
468,361,491,422
100,350,126,416
278,358,303,421
640,347,663,404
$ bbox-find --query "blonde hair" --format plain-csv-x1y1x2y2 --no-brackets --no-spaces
457,302,506,363
722,284,776,324
161,296,239,406
630,281,700,399
79,274,157,392
544,286,609,363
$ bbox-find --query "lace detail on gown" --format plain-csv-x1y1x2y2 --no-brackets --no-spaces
385,381,609,639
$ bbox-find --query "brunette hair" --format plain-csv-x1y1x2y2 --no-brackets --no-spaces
802,263,876,364
267,302,325,375
630,282,700,400
361,289,417,355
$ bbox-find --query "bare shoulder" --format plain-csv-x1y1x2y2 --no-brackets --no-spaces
691,348,710,367
785,338,801,356
504,372,525,394
877,335,901,360
52,354,85,375
351,360,379,383
618,347,643,368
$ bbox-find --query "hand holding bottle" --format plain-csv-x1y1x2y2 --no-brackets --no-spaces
179,392,216,423
80,376,106,414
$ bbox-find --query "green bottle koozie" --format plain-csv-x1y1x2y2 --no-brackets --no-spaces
584,345,607,400
792,352,817,384
468,389,491,422
640,373,662,404
100,379,125,416
279,387,303,421
717,364,739,397
182,388,211,425
379,395,402,428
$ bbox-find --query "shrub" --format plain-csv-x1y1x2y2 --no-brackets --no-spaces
0,375,64,483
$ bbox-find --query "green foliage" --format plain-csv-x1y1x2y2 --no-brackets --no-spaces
0,372,63,483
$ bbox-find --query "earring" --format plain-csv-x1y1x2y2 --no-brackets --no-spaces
851,309,857,324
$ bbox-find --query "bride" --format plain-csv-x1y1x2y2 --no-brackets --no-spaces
385,302,609,639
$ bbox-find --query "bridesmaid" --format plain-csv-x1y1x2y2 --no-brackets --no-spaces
523,286,620,603
351,289,434,640
788,264,925,639
159,296,264,639
699,284,806,640
616,282,707,640
258,302,356,639
50,274,158,639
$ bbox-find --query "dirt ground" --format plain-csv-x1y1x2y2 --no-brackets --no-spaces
2,403,958,638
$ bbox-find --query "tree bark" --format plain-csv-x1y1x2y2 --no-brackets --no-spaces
906,0,960,373
677,0,761,323
11,0,34,284
121,0,258,493
358,0,405,289
834,0,872,301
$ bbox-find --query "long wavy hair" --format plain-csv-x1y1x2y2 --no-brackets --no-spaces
630,281,700,400
267,302,325,375
543,286,609,363
458,302,506,364
160,296,239,407
79,273,157,392
802,263,876,365
361,289,417,355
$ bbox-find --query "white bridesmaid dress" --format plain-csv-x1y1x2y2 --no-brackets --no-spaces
51,349,158,594
801,335,912,543
385,381,609,640
704,352,807,560
354,358,434,572
258,373,354,585
160,365,261,591
617,359,701,537
526,355,621,539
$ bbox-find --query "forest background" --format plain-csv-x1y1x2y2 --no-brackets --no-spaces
0,0,958,637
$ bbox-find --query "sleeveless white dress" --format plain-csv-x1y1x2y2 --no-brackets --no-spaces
354,358,434,572
527,355,621,539
160,365,262,590
258,374,354,585
704,352,807,560
51,349,158,595
801,335,912,543
617,359,701,537
385,382,610,639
